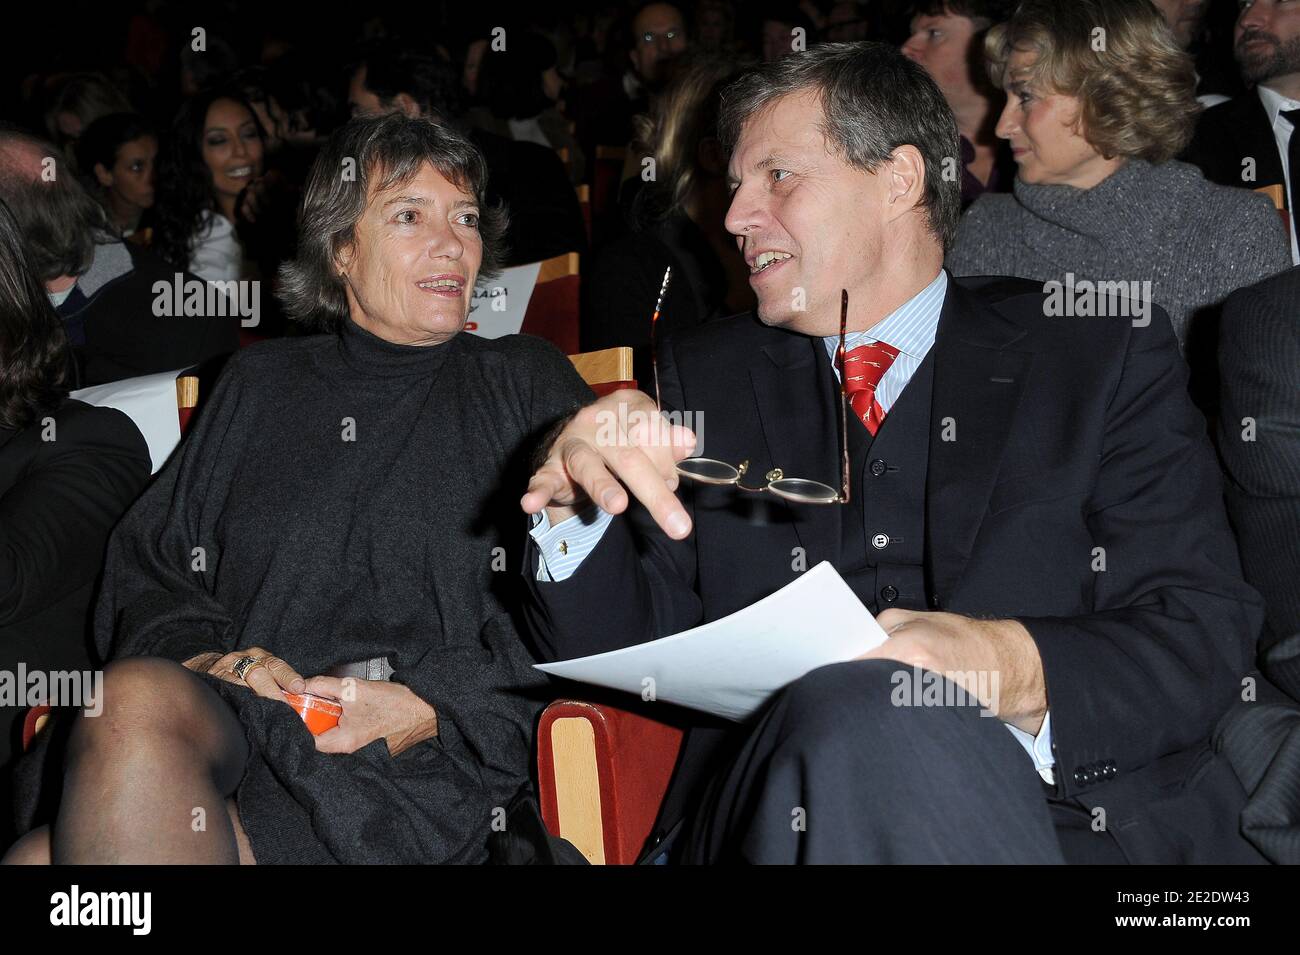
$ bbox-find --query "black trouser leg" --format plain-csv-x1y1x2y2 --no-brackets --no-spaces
681,659,1065,864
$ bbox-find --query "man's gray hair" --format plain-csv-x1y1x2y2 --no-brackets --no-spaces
717,42,962,250
277,113,507,330
0,126,111,281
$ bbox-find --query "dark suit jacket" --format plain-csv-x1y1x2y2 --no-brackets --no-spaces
1218,266,1300,696
524,274,1264,862
1183,91,1286,202
1213,268,1300,863
59,243,239,387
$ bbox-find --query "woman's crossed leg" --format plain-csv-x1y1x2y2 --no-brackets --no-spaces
2,657,256,864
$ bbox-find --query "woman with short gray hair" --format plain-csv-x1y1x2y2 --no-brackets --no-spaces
4,112,592,864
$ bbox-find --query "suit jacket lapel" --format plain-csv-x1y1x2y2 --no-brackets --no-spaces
747,334,842,568
927,278,1034,602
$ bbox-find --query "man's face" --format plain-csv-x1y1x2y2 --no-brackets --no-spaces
1153,0,1208,49
630,3,688,85
1236,0,1300,84
901,12,982,106
339,161,483,346
349,66,387,117
724,90,891,336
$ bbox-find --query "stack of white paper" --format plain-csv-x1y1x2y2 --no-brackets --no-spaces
535,562,889,721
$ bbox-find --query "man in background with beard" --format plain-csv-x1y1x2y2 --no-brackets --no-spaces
1184,0,1300,265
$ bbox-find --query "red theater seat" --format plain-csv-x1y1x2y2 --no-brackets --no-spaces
537,701,683,865
521,252,581,355
535,347,683,864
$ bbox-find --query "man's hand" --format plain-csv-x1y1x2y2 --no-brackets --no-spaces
521,390,699,539
302,676,439,757
858,610,1048,734
183,647,306,700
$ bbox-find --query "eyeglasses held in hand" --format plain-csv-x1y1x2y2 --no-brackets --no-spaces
651,276,851,506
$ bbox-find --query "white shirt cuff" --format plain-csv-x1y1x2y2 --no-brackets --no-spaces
1004,710,1056,786
529,505,614,581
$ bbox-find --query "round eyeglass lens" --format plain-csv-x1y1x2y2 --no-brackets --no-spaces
767,478,840,504
676,458,741,483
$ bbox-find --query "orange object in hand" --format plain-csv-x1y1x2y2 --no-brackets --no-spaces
282,691,343,735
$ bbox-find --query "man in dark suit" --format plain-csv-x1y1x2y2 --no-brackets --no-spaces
522,43,1267,863
1219,266,1300,697
1213,266,1300,862
1183,0,1300,265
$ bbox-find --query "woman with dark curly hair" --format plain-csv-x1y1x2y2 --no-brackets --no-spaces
152,87,281,284
0,196,149,842
3,113,593,864
947,0,1290,361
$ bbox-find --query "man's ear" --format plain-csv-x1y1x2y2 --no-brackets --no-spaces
885,145,926,218
393,92,422,118
93,162,113,188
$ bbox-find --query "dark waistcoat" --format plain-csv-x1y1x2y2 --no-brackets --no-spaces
838,349,936,614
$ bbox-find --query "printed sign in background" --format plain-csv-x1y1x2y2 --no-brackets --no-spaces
464,262,542,338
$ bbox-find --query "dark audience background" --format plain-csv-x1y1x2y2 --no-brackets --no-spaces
0,0,1249,114
0,0,1251,240
0,0,1250,120
0,0,1249,161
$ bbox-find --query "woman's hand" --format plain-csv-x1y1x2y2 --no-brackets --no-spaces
302,675,438,757
182,647,306,700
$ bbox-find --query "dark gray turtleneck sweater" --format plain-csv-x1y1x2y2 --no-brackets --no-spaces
947,159,1291,350
22,318,593,863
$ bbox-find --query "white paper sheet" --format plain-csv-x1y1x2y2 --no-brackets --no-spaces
464,262,542,338
71,369,187,475
535,561,889,721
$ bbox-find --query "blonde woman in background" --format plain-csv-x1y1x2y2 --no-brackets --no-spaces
946,0,1289,408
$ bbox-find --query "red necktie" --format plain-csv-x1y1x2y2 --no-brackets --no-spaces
843,341,901,436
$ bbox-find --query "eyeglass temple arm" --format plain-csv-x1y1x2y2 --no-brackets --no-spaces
650,266,672,411
839,289,851,505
